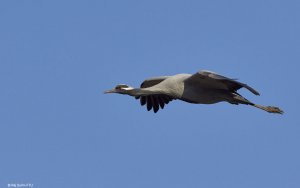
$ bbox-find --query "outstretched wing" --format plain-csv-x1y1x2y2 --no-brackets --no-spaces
186,70,260,95
135,76,175,113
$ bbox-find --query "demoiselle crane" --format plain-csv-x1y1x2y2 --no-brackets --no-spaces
104,70,283,114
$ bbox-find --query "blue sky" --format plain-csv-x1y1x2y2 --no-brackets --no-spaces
0,0,299,187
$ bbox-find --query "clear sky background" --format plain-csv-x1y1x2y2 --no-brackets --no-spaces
0,0,299,188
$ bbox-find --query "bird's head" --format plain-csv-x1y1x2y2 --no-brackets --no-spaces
104,84,134,95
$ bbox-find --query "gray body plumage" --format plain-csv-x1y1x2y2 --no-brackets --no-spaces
104,70,283,114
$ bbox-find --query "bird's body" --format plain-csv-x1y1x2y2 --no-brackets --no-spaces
142,74,226,104
105,70,283,114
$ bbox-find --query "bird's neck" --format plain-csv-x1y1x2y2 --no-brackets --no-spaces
126,88,161,97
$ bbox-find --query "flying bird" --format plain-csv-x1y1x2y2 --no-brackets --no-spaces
104,70,283,114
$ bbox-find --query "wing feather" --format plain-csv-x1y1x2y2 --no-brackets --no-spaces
146,97,152,111
152,96,159,113
135,94,174,113
140,76,170,88
140,96,146,106
157,97,165,109
186,70,260,95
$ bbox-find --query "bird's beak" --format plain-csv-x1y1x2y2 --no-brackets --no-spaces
104,89,117,94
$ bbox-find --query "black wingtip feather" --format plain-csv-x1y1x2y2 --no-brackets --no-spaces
152,96,159,113
136,94,174,113
146,97,152,111
157,97,165,109
140,96,146,106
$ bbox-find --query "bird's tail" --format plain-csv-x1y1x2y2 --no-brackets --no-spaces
252,104,284,114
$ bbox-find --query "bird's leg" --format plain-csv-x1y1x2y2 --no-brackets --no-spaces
251,104,284,114
231,93,284,114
